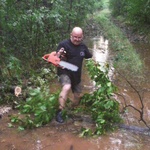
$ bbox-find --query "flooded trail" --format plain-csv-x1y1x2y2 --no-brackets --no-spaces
1,110,150,150
1,37,150,150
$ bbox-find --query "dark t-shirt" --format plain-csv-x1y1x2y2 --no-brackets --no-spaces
56,38,92,85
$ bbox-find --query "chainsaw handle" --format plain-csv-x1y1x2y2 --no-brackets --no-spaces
42,51,60,66
42,52,57,60
42,54,51,60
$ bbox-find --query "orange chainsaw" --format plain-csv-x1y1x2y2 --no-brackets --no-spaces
42,50,78,71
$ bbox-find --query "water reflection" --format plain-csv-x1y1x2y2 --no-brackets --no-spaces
88,36,109,65
84,36,114,81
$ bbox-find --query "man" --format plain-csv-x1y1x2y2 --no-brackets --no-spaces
55,27,93,123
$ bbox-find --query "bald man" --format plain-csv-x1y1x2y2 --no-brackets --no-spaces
55,27,93,123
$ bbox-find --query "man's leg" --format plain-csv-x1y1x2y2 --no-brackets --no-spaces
71,83,81,107
56,74,71,123
59,84,71,109
71,92,81,107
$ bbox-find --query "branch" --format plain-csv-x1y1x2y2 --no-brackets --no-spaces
115,69,150,130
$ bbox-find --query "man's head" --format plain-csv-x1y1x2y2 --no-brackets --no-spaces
70,27,83,45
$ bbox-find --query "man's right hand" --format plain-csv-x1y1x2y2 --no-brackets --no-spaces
59,47,65,53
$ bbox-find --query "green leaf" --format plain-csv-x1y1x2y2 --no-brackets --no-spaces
107,82,111,87
8,123,13,128
100,119,105,124
18,126,24,131
11,118,16,123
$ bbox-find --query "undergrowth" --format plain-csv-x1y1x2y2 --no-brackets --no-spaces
8,59,121,136
8,87,59,130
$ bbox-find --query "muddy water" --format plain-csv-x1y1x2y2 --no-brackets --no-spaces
1,38,150,150
131,43,150,124
114,43,150,127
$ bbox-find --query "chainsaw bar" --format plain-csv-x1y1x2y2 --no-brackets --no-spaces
59,61,78,71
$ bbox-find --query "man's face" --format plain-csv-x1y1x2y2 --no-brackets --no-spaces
70,32,83,45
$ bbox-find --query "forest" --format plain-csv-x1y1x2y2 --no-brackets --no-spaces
1,0,150,135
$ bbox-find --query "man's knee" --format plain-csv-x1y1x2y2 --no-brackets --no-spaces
62,84,71,92
74,92,81,98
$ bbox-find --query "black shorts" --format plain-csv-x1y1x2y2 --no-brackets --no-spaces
59,74,81,93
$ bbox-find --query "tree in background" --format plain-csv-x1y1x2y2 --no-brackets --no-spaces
0,0,95,59
109,0,150,29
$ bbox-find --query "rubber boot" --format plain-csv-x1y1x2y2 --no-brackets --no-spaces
55,109,64,123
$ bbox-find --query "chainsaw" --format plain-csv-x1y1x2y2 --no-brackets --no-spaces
42,49,78,71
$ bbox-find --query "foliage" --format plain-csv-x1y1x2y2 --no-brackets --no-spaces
0,55,22,83
109,0,127,17
9,87,59,130
109,0,150,30
7,59,59,129
76,59,121,136
80,127,92,137
94,0,109,10
0,56,57,104
0,0,95,60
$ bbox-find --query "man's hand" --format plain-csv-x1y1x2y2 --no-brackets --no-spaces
59,47,65,53
57,47,67,61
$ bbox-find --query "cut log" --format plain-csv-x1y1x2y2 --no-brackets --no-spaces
11,86,22,97
0,84,22,97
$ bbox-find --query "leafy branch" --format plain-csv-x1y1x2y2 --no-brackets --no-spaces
75,59,122,136
9,87,59,130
